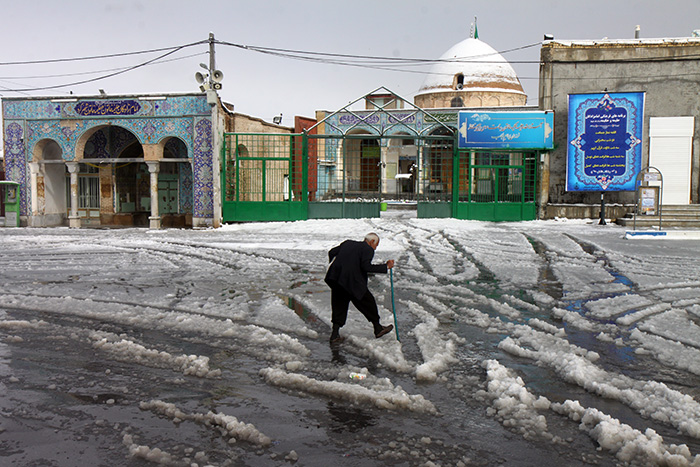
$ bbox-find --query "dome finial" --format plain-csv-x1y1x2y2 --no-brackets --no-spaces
470,17,479,39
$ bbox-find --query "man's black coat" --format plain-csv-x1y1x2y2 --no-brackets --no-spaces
324,240,388,300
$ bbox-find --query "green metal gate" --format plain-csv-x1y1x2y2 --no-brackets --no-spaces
417,133,458,218
307,134,385,219
222,133,307,222
455,151,538,221
221,89,538,223
221,132,537,223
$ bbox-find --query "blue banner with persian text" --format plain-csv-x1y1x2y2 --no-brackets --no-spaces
458,111,554,149
567,92,645,191
74,100,142,117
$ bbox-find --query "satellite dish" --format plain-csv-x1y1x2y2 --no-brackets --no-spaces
212,70,224,83
195,72,206,84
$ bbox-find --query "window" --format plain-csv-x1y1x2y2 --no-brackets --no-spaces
455,73,464,90
78,177,100,209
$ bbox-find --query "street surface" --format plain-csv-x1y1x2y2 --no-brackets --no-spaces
1,217,700,466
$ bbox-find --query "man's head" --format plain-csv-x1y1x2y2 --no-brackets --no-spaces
364,232,380,250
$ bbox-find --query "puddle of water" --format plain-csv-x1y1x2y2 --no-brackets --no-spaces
290,277,322,290
609,270,634,287
67,392,123,405
325,402,376,433
526,236,564,301
280,295,319,325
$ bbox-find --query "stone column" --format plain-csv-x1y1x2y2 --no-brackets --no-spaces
146,161,161,230
29,162,41,226
66,162,81,228
380,143,388,194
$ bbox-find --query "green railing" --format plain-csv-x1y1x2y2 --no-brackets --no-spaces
221,132,538,223
455,151,538,221
222,133,307,222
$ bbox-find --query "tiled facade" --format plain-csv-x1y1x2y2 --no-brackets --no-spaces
2,94,214,225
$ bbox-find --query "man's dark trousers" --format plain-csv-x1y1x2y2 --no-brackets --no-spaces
330,284,380,328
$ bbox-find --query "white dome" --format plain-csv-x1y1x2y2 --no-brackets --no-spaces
416,38,525,97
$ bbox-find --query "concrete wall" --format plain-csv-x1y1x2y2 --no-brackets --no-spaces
538,39,700,219
226,112,293,134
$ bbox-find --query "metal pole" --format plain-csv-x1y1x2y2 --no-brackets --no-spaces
209,32,216,85
599,192,606,225
390,268,399,342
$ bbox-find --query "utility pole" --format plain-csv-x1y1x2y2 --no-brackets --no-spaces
209,32,216,88
192,33,224,228
208,32,221,228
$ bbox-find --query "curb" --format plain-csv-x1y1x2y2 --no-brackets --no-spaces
625,230,700,240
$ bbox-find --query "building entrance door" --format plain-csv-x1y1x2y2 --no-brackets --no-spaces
649,117,694,205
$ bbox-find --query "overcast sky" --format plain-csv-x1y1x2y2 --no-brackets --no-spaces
1,0,699,128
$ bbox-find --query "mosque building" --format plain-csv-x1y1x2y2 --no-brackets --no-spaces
413,37,527,109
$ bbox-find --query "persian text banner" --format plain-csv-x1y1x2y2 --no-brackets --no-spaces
458,111,554,149
567,92,645,191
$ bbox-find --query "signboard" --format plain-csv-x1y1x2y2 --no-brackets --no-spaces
640,187,658,215
643,172,661,183
567,92,645,191
74,100,142,117
458,111,554,149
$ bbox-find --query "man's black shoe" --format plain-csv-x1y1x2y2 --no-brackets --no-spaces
330,332,344,344
374,324,393,338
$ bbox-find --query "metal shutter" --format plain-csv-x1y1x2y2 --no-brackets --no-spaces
649,117,694,205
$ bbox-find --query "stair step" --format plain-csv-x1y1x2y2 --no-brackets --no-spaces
615,204,700,228
616,218,700,228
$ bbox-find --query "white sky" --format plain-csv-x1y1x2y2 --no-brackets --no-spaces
0,0,699,128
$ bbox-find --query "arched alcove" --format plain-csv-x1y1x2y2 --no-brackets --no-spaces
160,136,192,226
32,139,67,225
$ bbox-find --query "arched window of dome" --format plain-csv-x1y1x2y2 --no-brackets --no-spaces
450,97,464,108
454,73,465,90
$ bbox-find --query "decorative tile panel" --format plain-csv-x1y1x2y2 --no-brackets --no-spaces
3,121,29,215
193,118,213,218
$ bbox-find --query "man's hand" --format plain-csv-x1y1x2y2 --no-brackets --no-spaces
386,260,395,269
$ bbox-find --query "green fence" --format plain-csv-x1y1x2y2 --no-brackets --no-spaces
455,151,538,221
222,133,307,222
221,132,538,223
308,134,389,220
416,133,457,218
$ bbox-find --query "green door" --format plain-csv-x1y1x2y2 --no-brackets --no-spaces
158,175,178,214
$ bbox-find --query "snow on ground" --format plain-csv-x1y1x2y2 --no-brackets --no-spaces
1,217,700,466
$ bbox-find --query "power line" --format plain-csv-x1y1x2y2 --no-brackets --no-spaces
217,39,543,66
0,52,207,80
0,41,207,66
1,44,203,92
4,35,697,97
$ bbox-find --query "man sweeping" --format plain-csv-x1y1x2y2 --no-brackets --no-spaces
324,232,395,343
